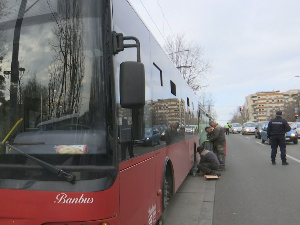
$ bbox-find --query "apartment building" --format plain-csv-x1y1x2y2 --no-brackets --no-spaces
244,89,300,122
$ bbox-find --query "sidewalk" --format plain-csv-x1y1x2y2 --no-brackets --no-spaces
163,174,217,225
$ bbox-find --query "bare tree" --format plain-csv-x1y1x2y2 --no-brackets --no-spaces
199,90,216,116
48,0,85,118
164,33,212,93
230,107,249,124
283,101,298,122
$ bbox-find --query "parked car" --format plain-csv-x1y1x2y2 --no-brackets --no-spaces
255,121,269,139
242,122,256,135
229,123,243,134
261,124,298,144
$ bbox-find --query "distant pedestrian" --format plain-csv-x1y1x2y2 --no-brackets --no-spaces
209,120,226,168
225,123,231,135
267,111,291,165
197,145,221,176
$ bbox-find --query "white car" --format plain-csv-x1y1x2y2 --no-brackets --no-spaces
292,123,300,138
242,122,256,135
185,125,196,135
229,123,243,133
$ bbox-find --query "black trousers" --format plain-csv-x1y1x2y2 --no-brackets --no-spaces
225,128,229,135
121,141,134,160
270,136,287,162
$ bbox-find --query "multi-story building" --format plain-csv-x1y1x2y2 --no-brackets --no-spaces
244,89,300,122
152,98,186,126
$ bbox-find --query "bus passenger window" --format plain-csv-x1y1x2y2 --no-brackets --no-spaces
170,80,176,96
153,63,163,86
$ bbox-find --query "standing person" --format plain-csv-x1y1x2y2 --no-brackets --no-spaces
203,126,214,151
196,145,221,176
225,123,231,135
120,118,134,161
205,126,213,140
165,122,179,146
267,111,291,165
209,120,226,168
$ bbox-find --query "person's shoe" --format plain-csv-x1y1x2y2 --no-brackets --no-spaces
282,162,289,165
272,161,276,165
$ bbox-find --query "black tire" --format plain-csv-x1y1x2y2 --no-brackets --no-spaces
162,163,173,212
163,177,171,211
258,134,261,139
155,218,163,225
150,139,155,147
293,139,298,144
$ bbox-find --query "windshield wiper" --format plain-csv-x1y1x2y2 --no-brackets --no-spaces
0,142,76,183
11,142,45,145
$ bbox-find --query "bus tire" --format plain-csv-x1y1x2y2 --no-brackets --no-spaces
163,175,171,209
162,159,173,212
155,217,163,225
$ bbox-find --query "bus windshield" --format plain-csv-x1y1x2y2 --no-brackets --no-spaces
0,0,115,182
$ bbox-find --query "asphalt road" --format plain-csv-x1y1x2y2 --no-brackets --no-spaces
213,133,300,225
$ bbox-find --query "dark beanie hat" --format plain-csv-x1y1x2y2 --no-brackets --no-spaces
197,145,204,152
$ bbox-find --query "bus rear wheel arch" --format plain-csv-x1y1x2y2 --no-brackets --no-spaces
162,158,174,211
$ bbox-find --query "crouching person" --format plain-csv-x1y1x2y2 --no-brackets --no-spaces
197,146,221,176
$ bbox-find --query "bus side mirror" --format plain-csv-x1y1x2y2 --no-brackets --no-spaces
120,61,145,109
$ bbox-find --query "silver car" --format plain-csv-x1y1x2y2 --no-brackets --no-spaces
292,123,300,138
242,122,256,135
185,125,196,135
229,123,243,133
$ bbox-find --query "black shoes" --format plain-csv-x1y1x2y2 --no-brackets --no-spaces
272,161,289,165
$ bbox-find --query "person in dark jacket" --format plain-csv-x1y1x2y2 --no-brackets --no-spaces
197,145,221,176
267,111,291,165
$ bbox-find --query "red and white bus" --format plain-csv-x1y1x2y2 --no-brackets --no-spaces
0,0,210,224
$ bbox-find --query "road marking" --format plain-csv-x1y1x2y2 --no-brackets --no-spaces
256,140,300,163
256,142,265,146
287,155,300,163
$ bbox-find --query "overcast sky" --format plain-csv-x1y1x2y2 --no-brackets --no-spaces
128,0,300,125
